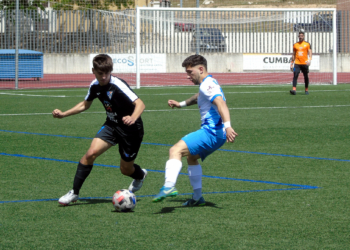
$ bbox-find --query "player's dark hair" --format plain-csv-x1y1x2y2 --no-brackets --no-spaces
182,54,207,70
93,54,113,73
299,31,305,35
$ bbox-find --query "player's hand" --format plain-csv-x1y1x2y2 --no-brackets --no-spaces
306,60,311,66
225,127,238,143
122,116,136,126
52,109,65,119
290,65,294,72
168,100,180,109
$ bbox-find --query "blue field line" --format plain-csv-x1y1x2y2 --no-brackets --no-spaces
0,153,118,168
144,142,350,162
0,152,320,205
0,187,317,204
146,168,317,189
0,129,92,140
0,152,318,189
218,148,350,162
1,129,350,162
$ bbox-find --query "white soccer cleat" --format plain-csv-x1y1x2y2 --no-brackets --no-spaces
58,189,79,206
128,169,147,193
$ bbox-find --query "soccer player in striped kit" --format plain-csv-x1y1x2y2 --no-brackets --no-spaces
290,30,313,95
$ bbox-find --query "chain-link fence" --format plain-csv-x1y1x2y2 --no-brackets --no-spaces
1,9,348,53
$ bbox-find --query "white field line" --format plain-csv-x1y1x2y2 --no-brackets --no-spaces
0,92,67,97
138,89,350,95
1,83,341,93
0,89,87,93
1,105,350,116
0,85,286,93
1,89,350,98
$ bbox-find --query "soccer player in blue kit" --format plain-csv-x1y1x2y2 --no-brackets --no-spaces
152,55,238,206
52,54,147,206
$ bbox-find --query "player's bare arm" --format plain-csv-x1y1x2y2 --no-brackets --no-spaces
307,48,312,66
168,93,199,109
291,51,296,71
212,96,238,143
52,100,92,119
122,98,145,126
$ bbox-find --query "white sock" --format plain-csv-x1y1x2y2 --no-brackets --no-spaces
188,164,202,200
164,159,182,188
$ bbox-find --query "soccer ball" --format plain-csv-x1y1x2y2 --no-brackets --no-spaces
112,189,136,212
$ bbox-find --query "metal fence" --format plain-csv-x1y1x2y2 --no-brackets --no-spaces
0,9,136,54
0,9,348,54
168,0,337,8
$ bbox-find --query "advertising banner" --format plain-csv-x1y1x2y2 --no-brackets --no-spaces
243,54,320,70
90,54,166,73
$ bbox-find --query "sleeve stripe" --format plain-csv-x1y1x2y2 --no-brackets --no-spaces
112,77,138,102
85,80,99,100
210,94,222,103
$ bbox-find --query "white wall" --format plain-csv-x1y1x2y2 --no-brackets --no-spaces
43,53,349,74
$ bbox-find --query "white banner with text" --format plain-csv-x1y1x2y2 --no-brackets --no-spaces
90,54,166,73
243,54,320,71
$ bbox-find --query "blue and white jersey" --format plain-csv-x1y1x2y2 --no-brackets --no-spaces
198,75,226,137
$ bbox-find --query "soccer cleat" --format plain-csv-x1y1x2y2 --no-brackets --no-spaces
152,186,178,202
182,196,206,207
305,91,309,95
128,169,147,193
58,189,79,206
290,90,296,95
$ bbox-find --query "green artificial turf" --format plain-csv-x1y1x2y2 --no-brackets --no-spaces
0,84,349,249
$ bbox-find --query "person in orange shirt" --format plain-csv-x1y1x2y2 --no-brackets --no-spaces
290,30,312,95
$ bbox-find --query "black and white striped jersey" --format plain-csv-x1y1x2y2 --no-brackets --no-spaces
85,75,143,131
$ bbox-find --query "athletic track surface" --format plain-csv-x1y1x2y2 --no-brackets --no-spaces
0,73,349,89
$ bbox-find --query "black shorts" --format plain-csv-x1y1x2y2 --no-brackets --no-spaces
95,122,143,162
294,64,309,74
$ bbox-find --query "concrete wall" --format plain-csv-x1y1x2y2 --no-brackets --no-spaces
166,53,243,73
43,53,349,74
44,54,89,74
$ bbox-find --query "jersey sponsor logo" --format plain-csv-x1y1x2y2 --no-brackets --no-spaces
96,92,100,96
107,91,113,100
104,101,113,112
106,112,118,123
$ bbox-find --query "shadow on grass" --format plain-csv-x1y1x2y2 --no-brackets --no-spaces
58,198,147,207
58,198,111,207
153,198,222,214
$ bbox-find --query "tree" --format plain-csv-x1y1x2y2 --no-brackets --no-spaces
51,0,134,10
0,0,46,32
0,0,45,11
50,0,135,46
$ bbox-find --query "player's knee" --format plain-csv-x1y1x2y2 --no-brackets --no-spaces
169,146,182,158
84,149,99,162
